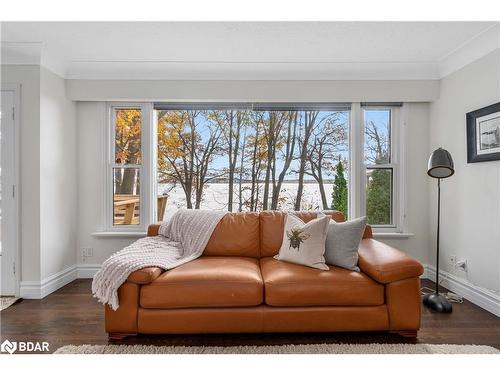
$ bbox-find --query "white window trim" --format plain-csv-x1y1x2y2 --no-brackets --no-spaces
352,104,408,234
97,102,408,237
101,102,154,233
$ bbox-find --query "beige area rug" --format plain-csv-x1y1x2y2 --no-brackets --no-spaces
0,296,20,311
54,343,500,354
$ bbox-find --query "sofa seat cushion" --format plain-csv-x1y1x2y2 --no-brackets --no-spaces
260,257,384,307
140,256,263,308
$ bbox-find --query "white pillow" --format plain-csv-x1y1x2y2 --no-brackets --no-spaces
274,214,330,270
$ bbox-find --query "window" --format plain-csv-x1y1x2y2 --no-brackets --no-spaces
362,106,402,229
102,102,405,234
104,103,152,232
155,104,349,220
113,108,142,225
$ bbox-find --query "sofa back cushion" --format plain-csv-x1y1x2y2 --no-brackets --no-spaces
204,212,260,257
259,211,345,258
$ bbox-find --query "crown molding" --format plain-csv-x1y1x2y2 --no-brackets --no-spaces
66,79,439,102
63,61,440,81
439,24,500,78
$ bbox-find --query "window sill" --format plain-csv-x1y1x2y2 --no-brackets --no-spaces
91,231,147,238
372,232,414,239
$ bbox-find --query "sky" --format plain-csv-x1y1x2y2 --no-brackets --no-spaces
156,108,390,182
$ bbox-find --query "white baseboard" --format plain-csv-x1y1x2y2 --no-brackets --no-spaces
76,264,101,278
19,264,101,299
20,265,78,299
422,264,500,318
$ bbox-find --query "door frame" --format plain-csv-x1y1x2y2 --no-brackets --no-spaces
1,83,21,297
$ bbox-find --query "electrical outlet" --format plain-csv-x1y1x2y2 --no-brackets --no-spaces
81,247,93,258
449,254,456,269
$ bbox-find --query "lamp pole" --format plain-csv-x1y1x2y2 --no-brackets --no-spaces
435,178,440,295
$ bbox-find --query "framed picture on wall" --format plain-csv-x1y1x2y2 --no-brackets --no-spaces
466,102,500,163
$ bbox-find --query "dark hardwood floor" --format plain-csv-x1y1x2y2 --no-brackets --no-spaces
1,279,499,353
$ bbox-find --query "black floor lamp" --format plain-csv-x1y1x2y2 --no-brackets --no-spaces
424,147,454,313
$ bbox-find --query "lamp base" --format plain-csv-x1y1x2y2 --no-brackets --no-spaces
423,293,452,313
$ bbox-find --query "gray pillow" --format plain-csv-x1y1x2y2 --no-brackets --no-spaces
324,216,367,271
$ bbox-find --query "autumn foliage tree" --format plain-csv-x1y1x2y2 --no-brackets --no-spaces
157,110,224,209
114,109,142,195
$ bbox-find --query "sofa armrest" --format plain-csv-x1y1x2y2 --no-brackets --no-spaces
127,267,163,284
362,225,373,239
105,282,139,333
147,223,161,237
358,238,424,284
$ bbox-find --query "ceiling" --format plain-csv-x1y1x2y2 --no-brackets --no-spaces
1,22,499,80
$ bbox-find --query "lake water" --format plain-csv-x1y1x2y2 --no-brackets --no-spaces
158,182,335,218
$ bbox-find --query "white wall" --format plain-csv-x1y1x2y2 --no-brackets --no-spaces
1,65,78,296
1,65,41,283
76,99,431,266
39,66,77,279
429,49,500,298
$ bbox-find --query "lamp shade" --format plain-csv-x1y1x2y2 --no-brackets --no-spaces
428,148,454,179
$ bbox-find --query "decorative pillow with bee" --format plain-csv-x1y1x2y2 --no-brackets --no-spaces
274,214,330,270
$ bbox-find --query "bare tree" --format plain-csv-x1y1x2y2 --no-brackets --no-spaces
210,110,247,211
259,111,298,210
261,112,276,210
238,126,248,212
294,111,319,210
194,125,224,208
305,114,348,209
248,112,265,211
270,112,298,209
365,120,388,164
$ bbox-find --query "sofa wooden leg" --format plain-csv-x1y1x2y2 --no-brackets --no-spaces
108,332,137,341
390,330,418,338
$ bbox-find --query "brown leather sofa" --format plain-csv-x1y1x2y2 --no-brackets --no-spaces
105,211,424,339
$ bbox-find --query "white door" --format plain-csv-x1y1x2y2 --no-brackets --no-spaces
1,90,17,296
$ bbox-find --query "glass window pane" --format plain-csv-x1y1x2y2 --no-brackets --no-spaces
113,167,140,225
114,108,142,164
366,168,392,225
364,109,391,165
155,109,349,217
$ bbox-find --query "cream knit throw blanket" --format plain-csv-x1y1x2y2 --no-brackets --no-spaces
92,209,226,311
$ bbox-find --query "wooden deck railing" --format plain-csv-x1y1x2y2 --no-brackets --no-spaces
113,195,168,225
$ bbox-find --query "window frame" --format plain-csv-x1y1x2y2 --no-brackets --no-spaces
357,104,406,233
100,102,407,235
103,102,154,233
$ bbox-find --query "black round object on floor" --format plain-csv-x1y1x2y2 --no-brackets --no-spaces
423,293,453,313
